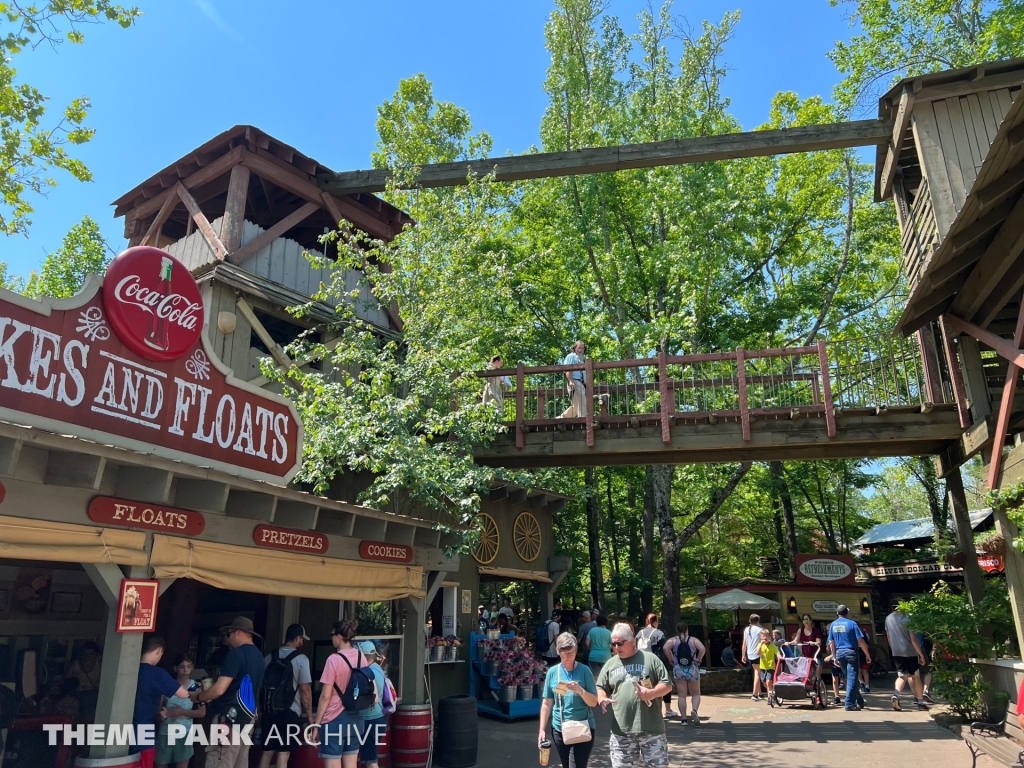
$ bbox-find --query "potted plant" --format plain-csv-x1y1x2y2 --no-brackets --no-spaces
428,636,446,662
498,674,517,702
444,635,462,661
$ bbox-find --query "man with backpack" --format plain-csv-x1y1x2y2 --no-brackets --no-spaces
259,624,313,768
190,616,265,768
540,610,562,666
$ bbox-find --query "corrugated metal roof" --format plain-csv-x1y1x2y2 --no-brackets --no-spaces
855,509,992,546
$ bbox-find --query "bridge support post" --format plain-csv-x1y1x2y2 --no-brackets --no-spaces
938,317,972,429
947,468,987,607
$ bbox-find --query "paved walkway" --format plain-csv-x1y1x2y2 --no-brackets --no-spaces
473,690,1001,767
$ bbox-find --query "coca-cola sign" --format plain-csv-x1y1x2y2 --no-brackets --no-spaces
0,275,302,485
103,247,203,362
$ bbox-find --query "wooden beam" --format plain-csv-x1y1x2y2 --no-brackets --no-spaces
318,119,895,195
139,189,180,247
987,294,1024,488
220,164,251,252
950,196,1017,252
227,201,320,266
977,162,1024,210
878,89,914,201
950,192,1024,322
235,297,292,370
943,312,1024,369
927,241,985,286
121,145,244,219
174,183,227,260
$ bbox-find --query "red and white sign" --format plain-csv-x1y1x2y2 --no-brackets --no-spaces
254,524,328,554
0,253,302,485
359,540,413,563
116,578,159,632
796,554,856,585
978,555,1004,573
88,496,205,536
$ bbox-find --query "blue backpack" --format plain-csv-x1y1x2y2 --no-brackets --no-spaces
536,620,554,654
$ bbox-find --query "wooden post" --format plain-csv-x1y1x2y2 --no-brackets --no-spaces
984,297,1024,488
698,587,710,669
992,507,1024,653
516,363,525,451
938,316,971,429
585,357,595,448
917,324,945,404
737,347,750,441
946,467,986,607
220,164,251,253
816,340,837,438
658,349,672,445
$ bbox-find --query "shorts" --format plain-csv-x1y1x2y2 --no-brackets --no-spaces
155,724,195,764
673,662,700,681
759,668,774,684
359,715,387,762
893,655,920,676
608,732,669,768
261,709,306,752
318,710,365,758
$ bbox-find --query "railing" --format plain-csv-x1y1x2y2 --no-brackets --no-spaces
474,336,927,450
894,176,940,293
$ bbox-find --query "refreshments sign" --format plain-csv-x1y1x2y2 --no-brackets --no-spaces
116,579,160,632
0,250,302,485
796,554,856,585
88,496,206,536
253,524,329,554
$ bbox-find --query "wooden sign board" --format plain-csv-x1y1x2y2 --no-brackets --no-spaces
796,554,856,586
359,541,413,563
117,579,160,632
253,524,328,554
89,496,205,536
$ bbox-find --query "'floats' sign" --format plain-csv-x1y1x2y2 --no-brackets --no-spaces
0,250,302,485
88,496,206,536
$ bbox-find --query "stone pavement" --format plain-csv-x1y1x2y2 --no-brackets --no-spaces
472,689,1002,767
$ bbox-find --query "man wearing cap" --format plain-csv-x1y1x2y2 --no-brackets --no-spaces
826,604,872,711
357,641,390,768
191,616,266,768
259,624,313,768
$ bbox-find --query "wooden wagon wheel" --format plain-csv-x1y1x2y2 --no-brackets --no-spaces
473,513,500,564
513,511,542,563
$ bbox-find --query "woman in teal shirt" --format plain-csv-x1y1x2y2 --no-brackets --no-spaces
539,633,598,768
586,615,612,677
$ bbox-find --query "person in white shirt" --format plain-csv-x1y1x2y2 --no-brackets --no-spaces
740,614,766,701
544,611,562,666
498,598,515,620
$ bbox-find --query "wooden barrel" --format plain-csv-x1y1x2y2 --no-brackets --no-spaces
434,695,478,768
391,704,432,768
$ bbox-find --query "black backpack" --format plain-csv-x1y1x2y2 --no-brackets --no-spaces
262,648,301,716
676,635,694,665
332,651,376,712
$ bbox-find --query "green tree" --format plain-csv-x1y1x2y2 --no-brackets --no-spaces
25,214,111,297
829,0,1024,111
1,1,141,235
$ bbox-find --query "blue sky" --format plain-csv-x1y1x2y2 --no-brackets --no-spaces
4,0,857,276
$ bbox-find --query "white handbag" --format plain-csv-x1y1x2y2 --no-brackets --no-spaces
557,667,592,745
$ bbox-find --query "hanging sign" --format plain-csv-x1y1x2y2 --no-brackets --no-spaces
88,496,205,536
0,250,302,485
116,578,160,632
796,554,856,585
359,541,414,563
254,524,329,554
978,555,1004,573
811,600,839,613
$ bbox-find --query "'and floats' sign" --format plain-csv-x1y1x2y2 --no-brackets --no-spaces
795,554,856,586
0,247,302,485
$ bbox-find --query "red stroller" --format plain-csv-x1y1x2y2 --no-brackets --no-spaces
767,644,828,709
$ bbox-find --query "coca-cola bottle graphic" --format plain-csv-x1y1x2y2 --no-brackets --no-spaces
144,256,173,351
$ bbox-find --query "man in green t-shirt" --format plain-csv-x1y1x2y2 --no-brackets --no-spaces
596,623,673,768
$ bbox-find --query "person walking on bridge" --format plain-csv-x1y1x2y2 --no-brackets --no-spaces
558,341,587,418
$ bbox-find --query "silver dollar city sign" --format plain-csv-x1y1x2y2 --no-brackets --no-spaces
0,247,302,485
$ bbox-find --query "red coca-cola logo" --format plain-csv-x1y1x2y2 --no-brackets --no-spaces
103,247,204,361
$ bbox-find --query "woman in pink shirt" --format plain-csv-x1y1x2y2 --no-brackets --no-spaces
312,619,370,768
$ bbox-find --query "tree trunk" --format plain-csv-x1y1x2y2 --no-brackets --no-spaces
627,483,642,617
641,466,657,615
648,465,677,630
606,473,623,612
770,461,798,580
585,467,604,610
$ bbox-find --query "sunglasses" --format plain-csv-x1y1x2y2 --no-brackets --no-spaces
611,641,627,648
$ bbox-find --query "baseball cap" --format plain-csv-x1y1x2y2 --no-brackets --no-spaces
358,641,378,657
285,623,309,642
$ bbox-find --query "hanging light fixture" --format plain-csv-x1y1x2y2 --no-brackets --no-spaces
787,596,797,614
860,597,871,614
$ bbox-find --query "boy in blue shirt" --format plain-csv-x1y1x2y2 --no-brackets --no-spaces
826,605,872,711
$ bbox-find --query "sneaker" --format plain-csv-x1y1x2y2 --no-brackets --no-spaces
690,712,700,726
892,695,901,711
915,699,929,711
922,692,935,703
862,685,871,694
833,696,842,706
751,695,759,701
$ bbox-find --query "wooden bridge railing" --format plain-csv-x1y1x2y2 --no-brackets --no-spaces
474,335,927,451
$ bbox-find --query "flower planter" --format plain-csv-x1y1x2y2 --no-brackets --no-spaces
445,645,458,662
483,660,500,677
979,534,1007,557
499,685,517,703
430,645,446,662
517,685,534,700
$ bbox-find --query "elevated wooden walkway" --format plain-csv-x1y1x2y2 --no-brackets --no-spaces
472,337,964,468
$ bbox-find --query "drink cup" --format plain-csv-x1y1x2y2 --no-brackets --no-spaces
539,740,551,766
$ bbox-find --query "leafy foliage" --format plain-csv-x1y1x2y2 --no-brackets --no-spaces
0,1,141,235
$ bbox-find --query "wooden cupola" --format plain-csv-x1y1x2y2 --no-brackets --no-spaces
875,58,1024,335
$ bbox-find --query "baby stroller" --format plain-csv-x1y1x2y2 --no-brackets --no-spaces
767,645,827,709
